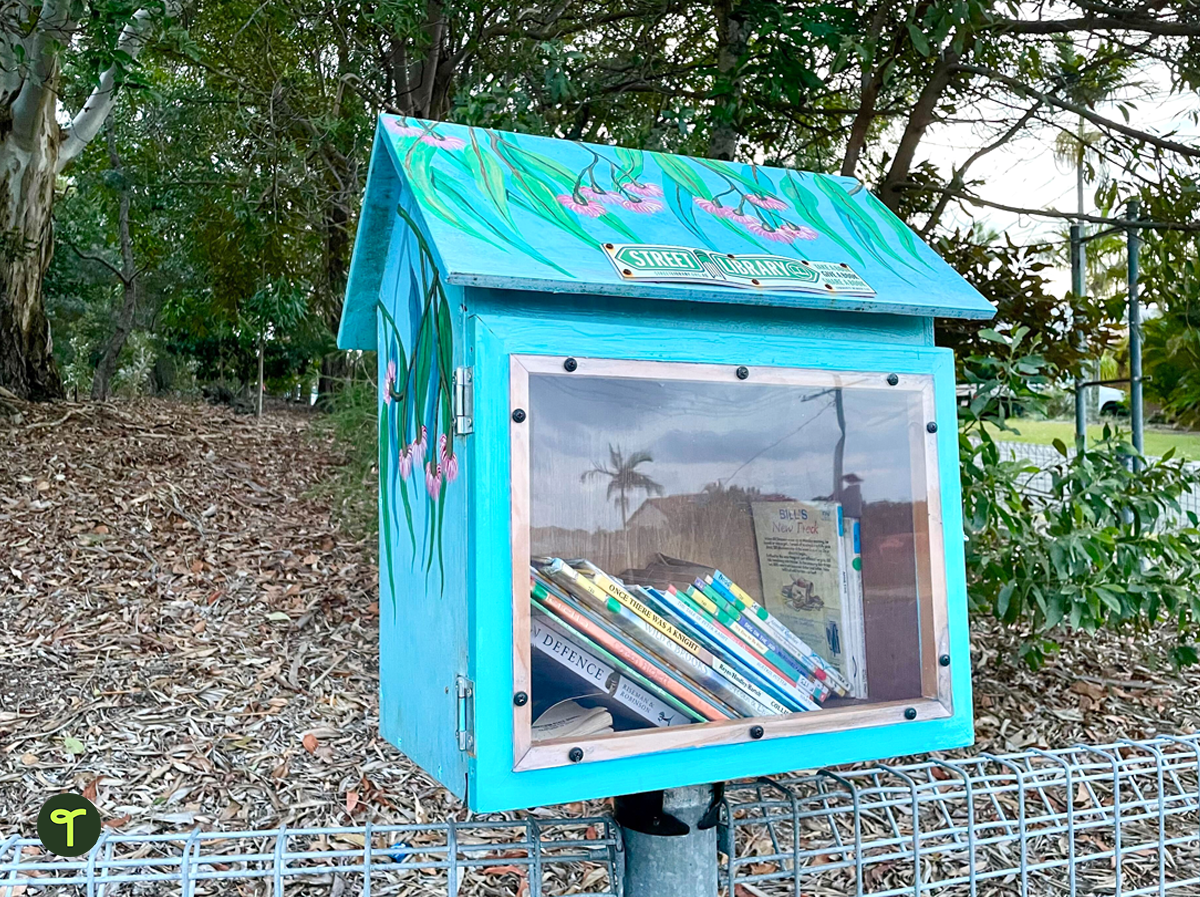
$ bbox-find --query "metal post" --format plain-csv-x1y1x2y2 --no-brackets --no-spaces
1071,223,1088,450
618,786,718,897
1128,199,1144,470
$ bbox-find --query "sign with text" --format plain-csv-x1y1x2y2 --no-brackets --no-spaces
601,243,875,296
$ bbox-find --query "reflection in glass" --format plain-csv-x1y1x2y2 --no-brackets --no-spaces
524,370,932,742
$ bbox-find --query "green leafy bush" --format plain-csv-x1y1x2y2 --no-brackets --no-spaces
960,328,1200,668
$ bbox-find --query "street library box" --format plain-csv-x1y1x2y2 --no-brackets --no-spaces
337,117,995,813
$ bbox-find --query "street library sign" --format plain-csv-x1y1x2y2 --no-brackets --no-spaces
338,115,995,813
602,242,876,296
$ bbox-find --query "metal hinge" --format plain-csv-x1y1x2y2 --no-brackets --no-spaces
453,367,473,435
455,675,475,754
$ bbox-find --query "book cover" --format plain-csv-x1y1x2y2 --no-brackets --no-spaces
750,501,856,682
839,514,869,698
532,575,731,721
531,608,692,729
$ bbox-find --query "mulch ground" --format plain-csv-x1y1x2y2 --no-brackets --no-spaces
1,397,1197,837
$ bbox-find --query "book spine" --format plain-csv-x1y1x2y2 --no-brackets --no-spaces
533,580,731,721
632,587,794,716
702,577,831,702
658,586,820,712
712,569,852,696
534,572,732,717
841,516,868,699
531,610,686,727
693,580,811,687
533,590,703,723
681,586,825,707
599,601,777,718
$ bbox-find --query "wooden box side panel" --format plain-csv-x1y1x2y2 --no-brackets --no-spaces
376,191,471,800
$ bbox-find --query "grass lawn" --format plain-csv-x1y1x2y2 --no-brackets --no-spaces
983,418,1200,461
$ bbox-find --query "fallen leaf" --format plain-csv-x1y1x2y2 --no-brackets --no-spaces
302,733,319,753
345,791,359,813
62,736,85,755
82,777,103,800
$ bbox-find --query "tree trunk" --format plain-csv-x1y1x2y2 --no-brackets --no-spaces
91,124,138,401
878,46,962,213
709,0,747,161
0,86,64,400
257,333,264,418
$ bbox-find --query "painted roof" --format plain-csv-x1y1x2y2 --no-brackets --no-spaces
338,117,994,349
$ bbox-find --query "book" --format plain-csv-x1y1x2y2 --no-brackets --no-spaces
711,569,852,697
750,501,865,693
532,575,720,721
839,513,868,699
531,607,693,729
553,559,801,716
531,575,730,722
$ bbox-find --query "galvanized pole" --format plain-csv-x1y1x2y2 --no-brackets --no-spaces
1127,199,1144,470
618,786,718,897
1071,223,1088,450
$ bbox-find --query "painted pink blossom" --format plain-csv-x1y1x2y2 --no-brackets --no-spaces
384,360,397,405
420,133,465,150
443,452,459,483
745,193,788,211
625,182,663,198
410,426,427,471
621,197,664,214
438,433,459,482
694,198,735,218
730,212,759,226
781,222,819,241
747,222,797,243
398,446,413,480
557,194,605,217
579,186,616,202
384,120,424,137
425,461,443,497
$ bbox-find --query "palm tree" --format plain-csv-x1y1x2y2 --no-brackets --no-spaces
580,444,665,528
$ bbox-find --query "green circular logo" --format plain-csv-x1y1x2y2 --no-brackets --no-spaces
37,793,101,857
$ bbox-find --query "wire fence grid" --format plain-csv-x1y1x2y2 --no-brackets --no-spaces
3,734,1198,896
995,440,1200,526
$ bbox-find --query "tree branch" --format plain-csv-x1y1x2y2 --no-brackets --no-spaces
64,241,130,284
904,184,1200,232
955,62,1200,159
57,2,177,171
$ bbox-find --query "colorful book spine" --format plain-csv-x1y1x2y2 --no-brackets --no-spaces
627,586,796,716
692,579,812,687
542,561,760,717
531,607,695,728
534,571,739,718
652,585,821,712
531,577,731,721
712,569,852,696
839,514,868,699
594,596,780,718
699,577,832,703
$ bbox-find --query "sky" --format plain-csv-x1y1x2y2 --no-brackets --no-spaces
921,63,1198,294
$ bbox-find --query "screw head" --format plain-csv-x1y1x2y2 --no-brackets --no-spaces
904,707,918,721
736,366,750,380
749,725,764,740
563,357,578,372
939,654,951,668
513,691,528,706
926,421,938,434
568,747,584,763
887,373,899,386
512,408,527,423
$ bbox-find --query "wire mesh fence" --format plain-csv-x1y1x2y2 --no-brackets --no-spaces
3,734,1199,896
995,440,1200,526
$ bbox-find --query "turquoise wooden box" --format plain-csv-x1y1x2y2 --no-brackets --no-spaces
338,117,994,813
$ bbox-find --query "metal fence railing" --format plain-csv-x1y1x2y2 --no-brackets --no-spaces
3,734,1198,896
996,440,1200,525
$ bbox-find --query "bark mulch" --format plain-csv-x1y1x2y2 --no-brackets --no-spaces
1,397,1196,840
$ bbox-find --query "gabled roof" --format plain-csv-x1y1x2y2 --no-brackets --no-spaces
338,117,994,350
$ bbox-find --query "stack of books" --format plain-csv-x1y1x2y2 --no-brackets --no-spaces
529,556,858,739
